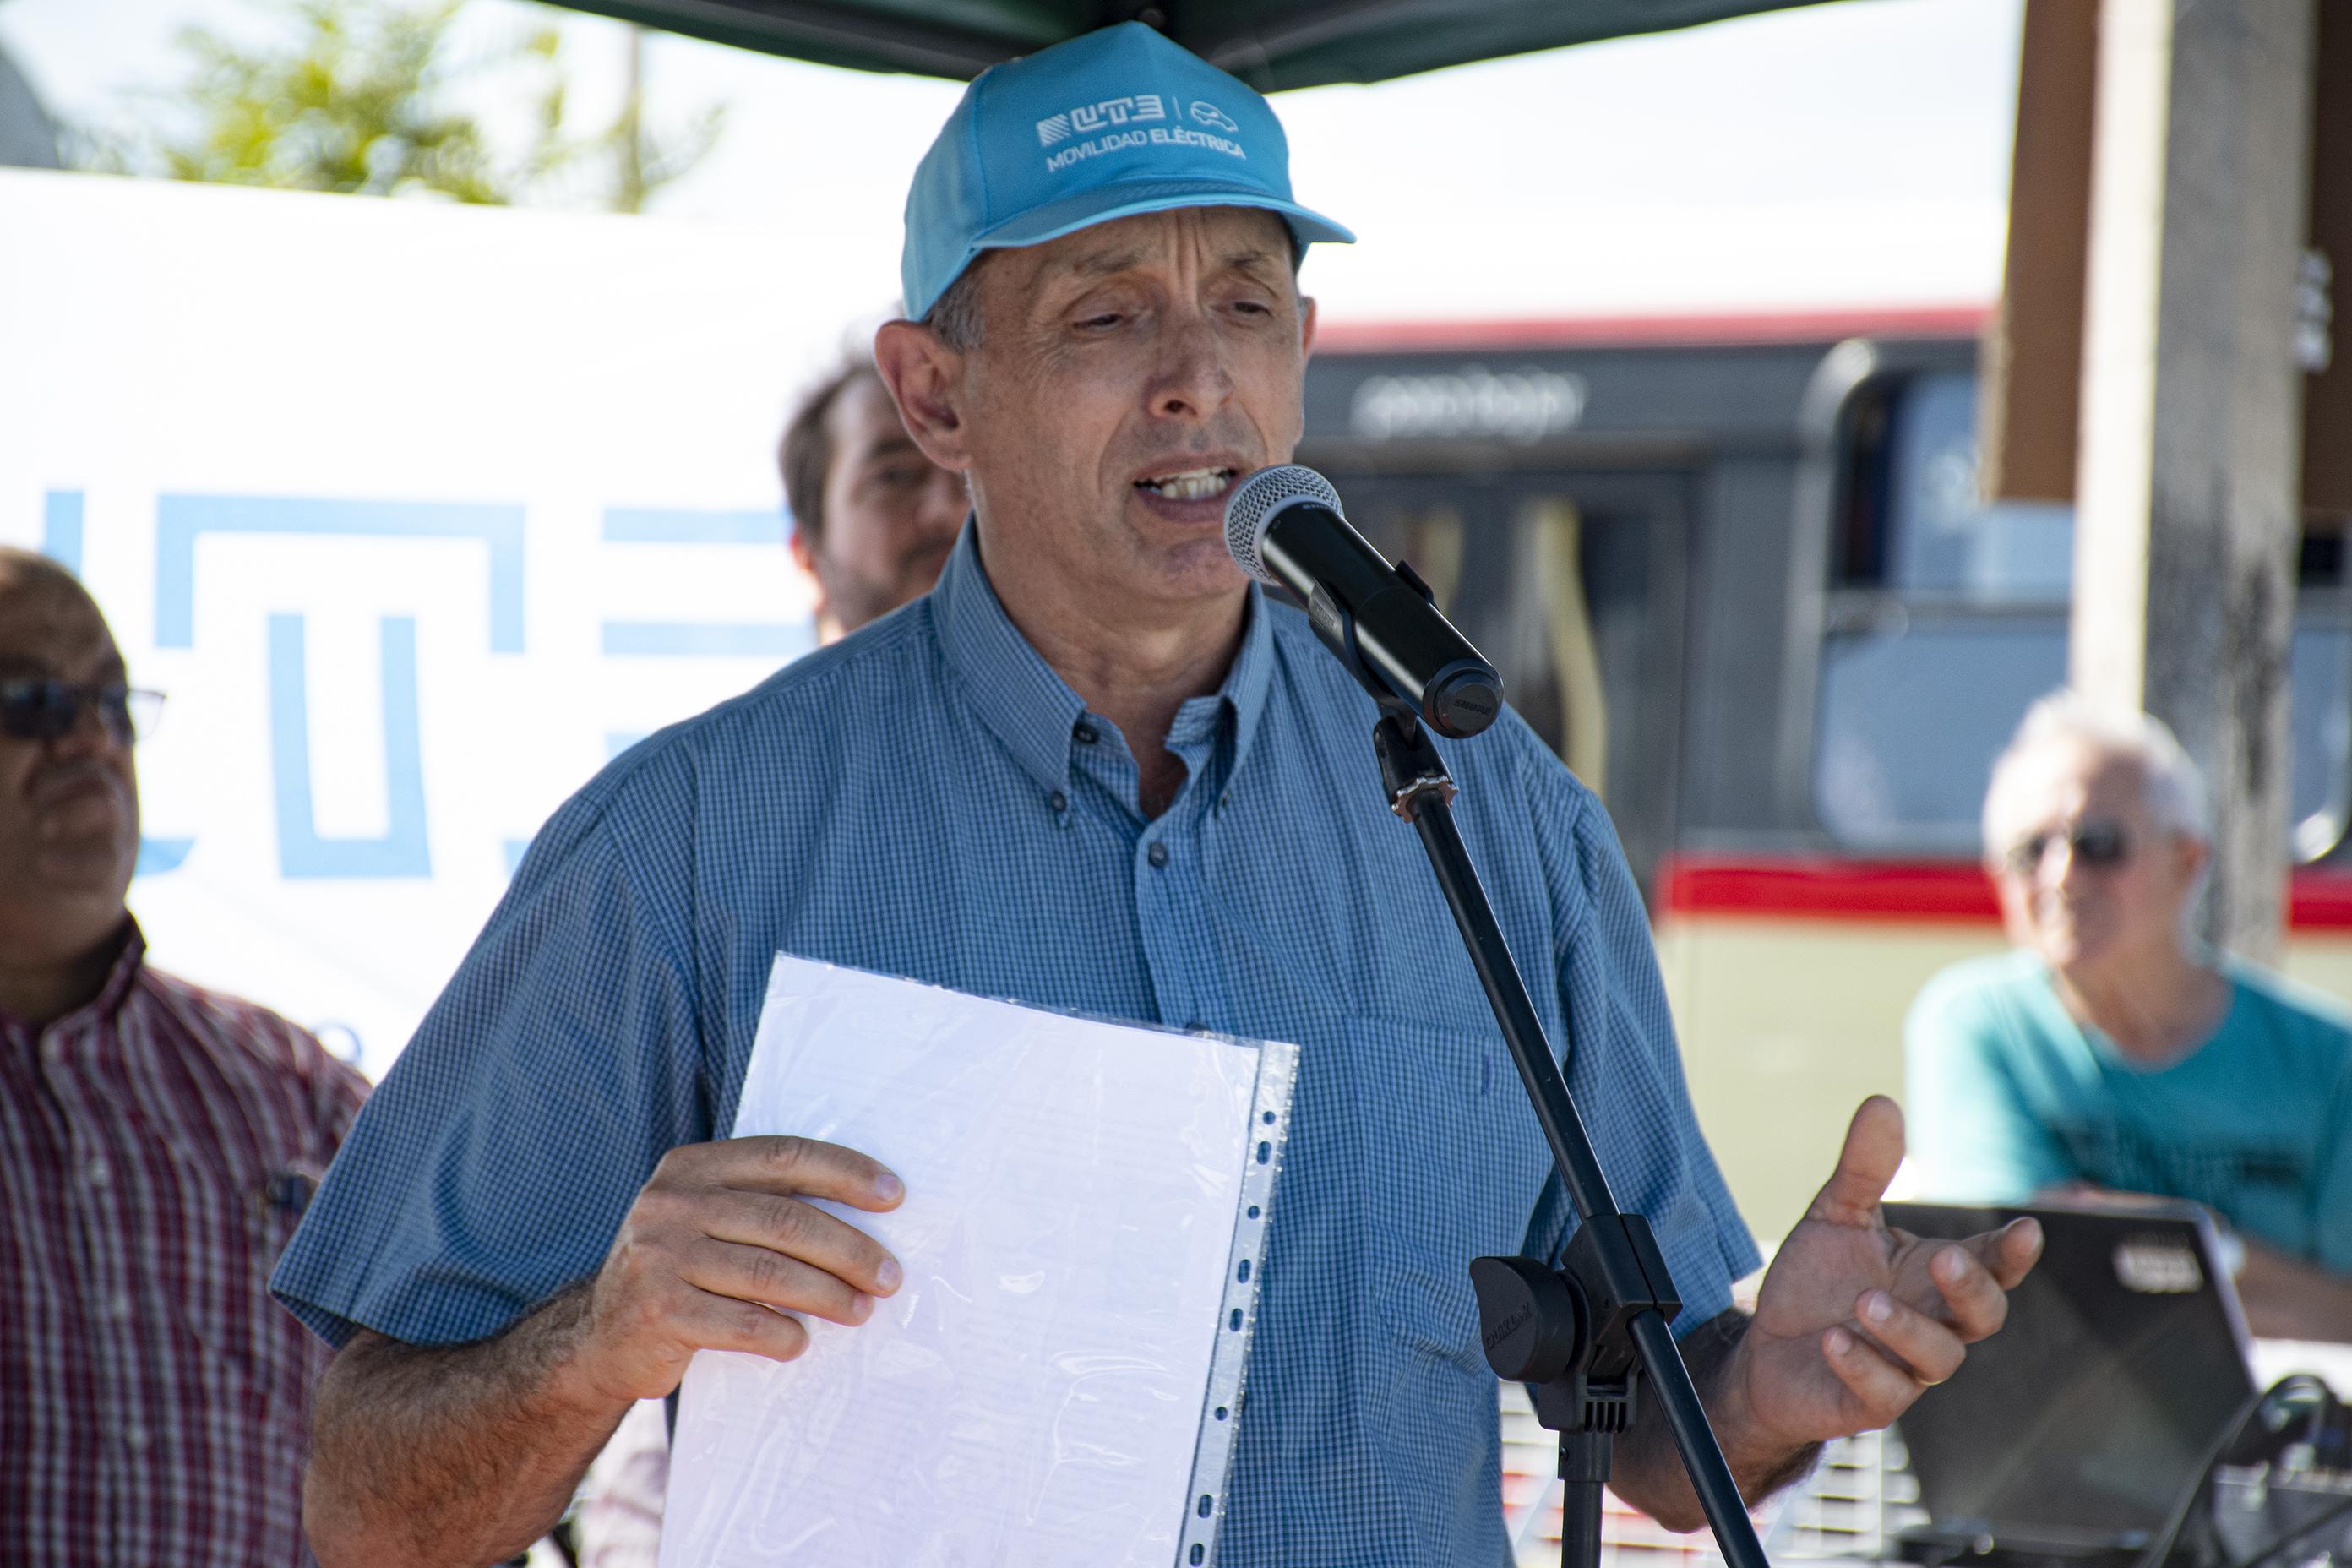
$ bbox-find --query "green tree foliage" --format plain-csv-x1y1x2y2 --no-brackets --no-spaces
85,0,722,211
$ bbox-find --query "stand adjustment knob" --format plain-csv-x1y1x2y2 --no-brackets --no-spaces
1470,1255,1587,1385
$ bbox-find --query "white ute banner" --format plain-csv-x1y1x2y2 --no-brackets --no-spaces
0,166,888,1076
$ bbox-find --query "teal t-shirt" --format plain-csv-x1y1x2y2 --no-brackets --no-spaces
1905,950,2352,1271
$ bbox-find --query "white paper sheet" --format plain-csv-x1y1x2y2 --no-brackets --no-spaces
658,956,1297,1568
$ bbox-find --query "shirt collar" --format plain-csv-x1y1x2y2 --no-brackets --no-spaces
1217,581,1277,787
930,524,1087,800
929,521,1278,802
0,917,145,1038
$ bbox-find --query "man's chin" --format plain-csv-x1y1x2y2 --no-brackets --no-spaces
2036,928,2105,972
1155,530,1252,591
31,839,138,898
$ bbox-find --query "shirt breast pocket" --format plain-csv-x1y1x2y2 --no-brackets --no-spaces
167,1157,321,1433
1342,1015,1556,1408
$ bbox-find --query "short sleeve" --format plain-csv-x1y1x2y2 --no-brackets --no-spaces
1903,970,2072,1201
271,777,705,1348
1523,770,1761,1334
2311,1051,2352,1274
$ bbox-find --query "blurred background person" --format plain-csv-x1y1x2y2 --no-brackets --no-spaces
782,351,968,644
0,546,369,1565
568,349,962,1568
1907,691,2352,1342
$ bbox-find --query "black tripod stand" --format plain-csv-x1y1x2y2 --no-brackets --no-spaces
1368,707,1771,1568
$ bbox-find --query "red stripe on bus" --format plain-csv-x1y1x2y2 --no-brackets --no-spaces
1313,304,1995,355
1659,856,1999,923
1659,854,2352,931
2290,875,2352,929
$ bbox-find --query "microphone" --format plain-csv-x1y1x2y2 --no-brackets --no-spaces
1224,465,1502,738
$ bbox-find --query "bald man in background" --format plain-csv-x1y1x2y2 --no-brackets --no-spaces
0,547,368,1565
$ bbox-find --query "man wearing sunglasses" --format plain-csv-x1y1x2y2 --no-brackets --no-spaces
1908,691,2352,1342
0,546,371,1565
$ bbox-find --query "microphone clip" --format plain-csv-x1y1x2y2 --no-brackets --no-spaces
1373,709,1457,822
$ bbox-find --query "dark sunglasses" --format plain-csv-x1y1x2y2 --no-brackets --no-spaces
0,678,166,745
2005,819,2132,877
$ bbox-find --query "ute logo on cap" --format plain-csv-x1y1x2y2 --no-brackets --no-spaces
1036,95,1168,146
1036,90,1251,174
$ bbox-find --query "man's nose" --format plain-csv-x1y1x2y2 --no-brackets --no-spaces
52,697,122,758
1148,310,1232,421
2039,836,2086,890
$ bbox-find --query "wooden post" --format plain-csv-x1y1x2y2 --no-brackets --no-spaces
2072,0,2317,962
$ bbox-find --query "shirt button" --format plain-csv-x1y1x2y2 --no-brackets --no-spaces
1048,790,1068,814
1074,722,1099,745
1147,841,1169,868
122,1424,149,1452
107,1293,133,1322
84,1160,111,1188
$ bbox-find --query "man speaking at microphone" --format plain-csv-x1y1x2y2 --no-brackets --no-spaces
276,24,2040,1565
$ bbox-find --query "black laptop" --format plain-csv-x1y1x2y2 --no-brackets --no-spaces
1884,1200,2257,1560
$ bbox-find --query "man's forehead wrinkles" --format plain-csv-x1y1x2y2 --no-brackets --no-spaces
1041,217,1288,285
1065,248,1147,280
1065,243,1282,278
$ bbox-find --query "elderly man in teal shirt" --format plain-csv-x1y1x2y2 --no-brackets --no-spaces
1908,691,2352,1342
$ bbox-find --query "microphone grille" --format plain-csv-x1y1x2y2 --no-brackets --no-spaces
1223,465,1342,585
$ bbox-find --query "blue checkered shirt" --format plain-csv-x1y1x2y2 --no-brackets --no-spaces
273,526,1759,1565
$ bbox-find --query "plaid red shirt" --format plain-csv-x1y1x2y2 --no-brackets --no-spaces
1,923,368,1566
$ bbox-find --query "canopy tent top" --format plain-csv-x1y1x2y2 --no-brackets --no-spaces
545,0,1816,90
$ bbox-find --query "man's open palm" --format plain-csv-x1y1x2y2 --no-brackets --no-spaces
1725,1097,2044,1450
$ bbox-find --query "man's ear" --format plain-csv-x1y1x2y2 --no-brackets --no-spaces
787,528,832,627
874,320,973,473
2175,832,2211,890
1299,294,1318,361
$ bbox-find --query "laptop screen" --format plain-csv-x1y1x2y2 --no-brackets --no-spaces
1886,1200,2257,1548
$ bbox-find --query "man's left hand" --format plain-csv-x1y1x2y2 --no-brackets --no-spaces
1717,1096,2043,1458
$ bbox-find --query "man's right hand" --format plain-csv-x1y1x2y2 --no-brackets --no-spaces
304,1138,904,1565
577,1135,906,1404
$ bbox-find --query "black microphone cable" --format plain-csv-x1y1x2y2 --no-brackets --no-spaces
2132,1375,2341,1568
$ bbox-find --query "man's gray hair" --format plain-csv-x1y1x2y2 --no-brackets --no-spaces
1982,689,2210,858
923,264,986,351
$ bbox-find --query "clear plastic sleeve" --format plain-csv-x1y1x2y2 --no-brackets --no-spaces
658,956,1298,1567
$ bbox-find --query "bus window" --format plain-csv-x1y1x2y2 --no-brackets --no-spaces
2292,623,2352,858
1815,616,2066,852
1342,472,1689,895
1814,369,2352,859
1876,372,2072,602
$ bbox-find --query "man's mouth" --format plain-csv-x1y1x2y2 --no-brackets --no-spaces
1135,467,1237,502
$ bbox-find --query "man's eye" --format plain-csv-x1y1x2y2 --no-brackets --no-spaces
1075,311,1125,329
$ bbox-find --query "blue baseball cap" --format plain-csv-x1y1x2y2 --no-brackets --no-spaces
901,22,1353,321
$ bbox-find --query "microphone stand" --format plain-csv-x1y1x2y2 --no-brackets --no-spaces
1315,574,1770,1568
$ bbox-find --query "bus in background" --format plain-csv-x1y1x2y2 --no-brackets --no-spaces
1297,308,2352,1239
